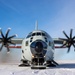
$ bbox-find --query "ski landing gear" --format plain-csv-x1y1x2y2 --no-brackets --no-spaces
19,60,30,67
46,60,58,67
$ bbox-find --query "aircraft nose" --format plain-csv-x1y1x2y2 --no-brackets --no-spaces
35,41,43,53
30,40,47,55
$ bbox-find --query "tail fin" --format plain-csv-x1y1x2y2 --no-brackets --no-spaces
35,20,38,30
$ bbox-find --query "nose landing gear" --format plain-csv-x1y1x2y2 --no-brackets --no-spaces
31,57,46,69
19,60,30,67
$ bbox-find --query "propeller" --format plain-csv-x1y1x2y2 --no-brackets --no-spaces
0,28,16,52
59,29,75,53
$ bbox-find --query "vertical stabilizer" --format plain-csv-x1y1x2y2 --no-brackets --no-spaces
35,21,38,30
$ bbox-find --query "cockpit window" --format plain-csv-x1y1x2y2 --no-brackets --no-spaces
26,34,31,38
36,33,41,36
42,33,45,36
26,32,46,38
32,32,42,36
32,33,36,36
25,41,28,46
26,32,32,38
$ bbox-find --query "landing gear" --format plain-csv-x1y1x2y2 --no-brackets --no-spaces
31,57,46,69
46,60,58,67
19,60,30,67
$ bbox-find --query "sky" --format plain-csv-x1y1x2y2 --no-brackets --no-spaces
0,0,75,62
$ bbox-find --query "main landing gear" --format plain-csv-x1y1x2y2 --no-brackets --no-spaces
31,57,58,69
19,60,30,67
46,60,58,67
19,59,59,69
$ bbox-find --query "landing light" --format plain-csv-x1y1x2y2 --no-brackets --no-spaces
44,56,45,57
32,55,34,58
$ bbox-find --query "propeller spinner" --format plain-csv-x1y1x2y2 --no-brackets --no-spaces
59,29,75,53
0,28,16,52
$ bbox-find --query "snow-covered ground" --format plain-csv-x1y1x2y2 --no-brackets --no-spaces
0,61,75,75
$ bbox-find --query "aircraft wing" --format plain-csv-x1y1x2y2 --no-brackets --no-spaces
53,38,63,44
0,38,23,49
0,28,25,51
53,38,66,48
11,38,24,44
6,38,24,48
53,36,75,53
11,38,64,44
53,29,75,52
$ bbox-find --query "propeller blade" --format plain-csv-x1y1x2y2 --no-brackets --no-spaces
8,35,16,40
59,29,75,53
63,31,69,39
5,28,11,38
73,43,75,48
73,36,75,40
67,46,71,53
8,41,15,45
0,28,16,52
5,44,10,52
60,42,67,48
74,41,75,43
7,46,10,52
73,41,75,51
70,29,73,38
0,30,4,38
0,38,2,39
0,44,4,51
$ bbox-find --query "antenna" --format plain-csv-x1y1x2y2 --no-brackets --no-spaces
35,20,38,30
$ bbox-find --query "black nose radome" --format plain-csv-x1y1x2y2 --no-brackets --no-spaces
35,41,43,53
30,40,47,55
